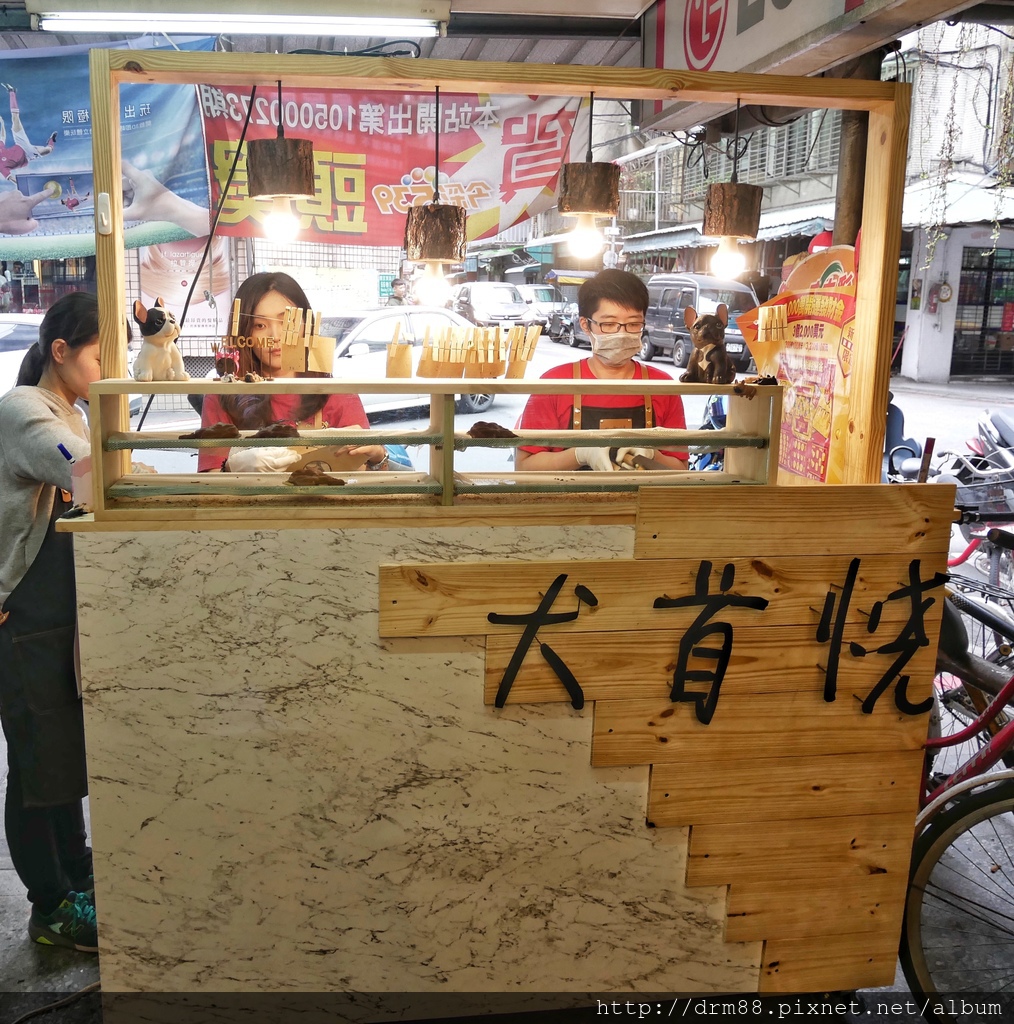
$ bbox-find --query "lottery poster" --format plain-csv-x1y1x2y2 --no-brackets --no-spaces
738,246,857,485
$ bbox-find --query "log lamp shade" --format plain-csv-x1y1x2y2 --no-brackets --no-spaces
246,135,316,199
557,161,620,217
404,202,467,264
702,181,763,239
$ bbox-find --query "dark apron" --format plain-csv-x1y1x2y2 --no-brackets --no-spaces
0,487,87,807
571,361,654,431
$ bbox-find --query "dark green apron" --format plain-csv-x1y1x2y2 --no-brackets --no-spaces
0,487,88,807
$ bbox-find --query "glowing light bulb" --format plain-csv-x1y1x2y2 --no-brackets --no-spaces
413,262,453,307
567,213,605,259
263,196,301,243
711,236,747,279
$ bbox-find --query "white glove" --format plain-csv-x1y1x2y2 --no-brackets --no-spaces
225,447,302,473
573,447,615,472
614,446,656,469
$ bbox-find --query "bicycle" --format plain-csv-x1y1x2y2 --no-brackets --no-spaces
898,520,1014,1023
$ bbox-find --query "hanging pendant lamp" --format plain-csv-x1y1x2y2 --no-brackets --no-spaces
557,93,619,260
702,99,763,241
246,80,315,198
404,85,467,264
246,80,316,242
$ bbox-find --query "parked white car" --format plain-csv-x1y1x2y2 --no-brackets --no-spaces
327,306,496,415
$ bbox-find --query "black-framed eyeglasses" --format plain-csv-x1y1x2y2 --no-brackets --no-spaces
587,317,646,334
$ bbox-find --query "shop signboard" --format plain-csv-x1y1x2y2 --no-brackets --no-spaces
640,0,976,129
0,38,214,259
377,484,951,993
199,87,584,247
738,245,857,484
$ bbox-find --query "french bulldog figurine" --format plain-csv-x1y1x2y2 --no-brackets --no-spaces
680,304,736,385
132,297,189,382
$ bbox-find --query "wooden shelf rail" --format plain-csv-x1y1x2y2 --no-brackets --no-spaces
86,378,783,520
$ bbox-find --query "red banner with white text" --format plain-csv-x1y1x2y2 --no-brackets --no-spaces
199,85,585,247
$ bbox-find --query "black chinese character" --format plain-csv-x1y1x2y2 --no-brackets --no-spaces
816,558,946,714
653,561,769,725
487,574,598,709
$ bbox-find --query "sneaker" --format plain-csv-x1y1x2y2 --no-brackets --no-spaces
28,891,98,952
71,873,95,899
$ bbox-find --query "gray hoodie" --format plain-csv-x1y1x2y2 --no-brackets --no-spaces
0,386,89,608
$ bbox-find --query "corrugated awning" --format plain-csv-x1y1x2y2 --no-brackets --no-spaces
621,226,703,253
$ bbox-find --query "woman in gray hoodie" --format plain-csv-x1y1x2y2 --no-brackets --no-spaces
0,292,101,953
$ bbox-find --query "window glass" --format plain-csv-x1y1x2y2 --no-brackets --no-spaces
697,288,755,316
475,284,523,303
352,313,409,351
408,311,456,345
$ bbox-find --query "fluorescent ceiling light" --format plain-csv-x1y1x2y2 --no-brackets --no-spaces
26,1,448,36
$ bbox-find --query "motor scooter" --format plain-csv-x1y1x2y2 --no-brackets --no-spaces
888,398,1014,588
689,394,727,472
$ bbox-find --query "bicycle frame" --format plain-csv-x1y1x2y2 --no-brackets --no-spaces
923,668,1014,807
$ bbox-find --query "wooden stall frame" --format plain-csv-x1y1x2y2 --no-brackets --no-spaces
88,49,910,515
76,378,783,526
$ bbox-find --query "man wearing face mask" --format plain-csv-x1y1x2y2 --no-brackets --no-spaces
515,270,687,471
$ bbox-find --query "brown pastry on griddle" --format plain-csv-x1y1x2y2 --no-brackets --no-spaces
253,422,300,438
287,465,346,487
467,421,518,439
180,422,241,439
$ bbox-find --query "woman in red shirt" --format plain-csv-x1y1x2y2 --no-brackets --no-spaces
198,272,387,472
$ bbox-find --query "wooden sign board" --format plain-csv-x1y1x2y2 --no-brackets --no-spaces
379,484,953,993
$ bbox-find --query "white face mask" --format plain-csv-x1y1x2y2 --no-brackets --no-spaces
590,330,642,367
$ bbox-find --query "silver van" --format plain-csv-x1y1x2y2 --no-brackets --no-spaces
644,273,759,371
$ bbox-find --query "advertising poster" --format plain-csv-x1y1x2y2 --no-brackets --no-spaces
137,236,233,339
199,86,584,246
0,38,215,259
738,246,857,485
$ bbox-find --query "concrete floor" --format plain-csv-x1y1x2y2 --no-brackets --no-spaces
1,374,1011,1022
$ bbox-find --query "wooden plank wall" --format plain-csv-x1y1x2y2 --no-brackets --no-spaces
378,485,954,993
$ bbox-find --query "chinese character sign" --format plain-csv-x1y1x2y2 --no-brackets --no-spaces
199,86,583,246
376,483,954,993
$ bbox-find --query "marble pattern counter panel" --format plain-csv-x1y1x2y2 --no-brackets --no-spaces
74,527,760,994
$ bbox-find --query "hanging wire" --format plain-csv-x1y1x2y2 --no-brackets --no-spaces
730,99,741,184
433,84,441,203
276,79,284,138
586,91,595,162
136,84,258,430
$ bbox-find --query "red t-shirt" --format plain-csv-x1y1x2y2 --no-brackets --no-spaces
518,358,687,457
0,146,26,178
197,392,369,471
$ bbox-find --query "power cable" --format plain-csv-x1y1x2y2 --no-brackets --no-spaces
7,982,101,1024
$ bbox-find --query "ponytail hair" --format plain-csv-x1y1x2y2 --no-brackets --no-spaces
16,291,100,387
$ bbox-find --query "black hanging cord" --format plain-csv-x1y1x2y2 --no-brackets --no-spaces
276,79,283,139
586,91,594,162
136,83,258,430
731,98,741,184
433,84,441,203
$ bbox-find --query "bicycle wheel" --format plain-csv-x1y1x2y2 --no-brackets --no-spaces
900,779,1014,1023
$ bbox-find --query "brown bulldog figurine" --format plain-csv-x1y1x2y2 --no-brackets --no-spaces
680,304,737,385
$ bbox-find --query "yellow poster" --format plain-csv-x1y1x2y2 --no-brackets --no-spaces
739,245,856,484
